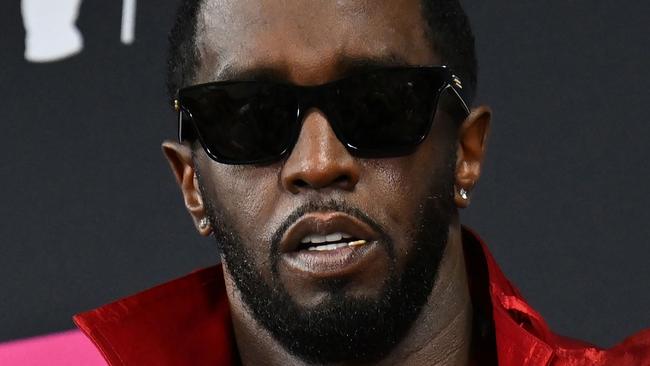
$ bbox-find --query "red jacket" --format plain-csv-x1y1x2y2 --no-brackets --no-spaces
74,228,650,365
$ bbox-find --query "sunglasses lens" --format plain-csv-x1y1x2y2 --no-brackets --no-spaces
331,68,444,155
178,67,458,164
181,83,297,163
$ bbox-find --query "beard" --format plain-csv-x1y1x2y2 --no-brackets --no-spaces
198,160,455,364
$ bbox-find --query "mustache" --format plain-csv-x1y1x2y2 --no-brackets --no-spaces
269,199,390,257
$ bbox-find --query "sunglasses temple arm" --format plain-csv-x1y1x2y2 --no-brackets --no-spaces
177,109,184,142
444,84,471,116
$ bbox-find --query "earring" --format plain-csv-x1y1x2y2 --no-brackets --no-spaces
459,187,469,200
199,217,210,230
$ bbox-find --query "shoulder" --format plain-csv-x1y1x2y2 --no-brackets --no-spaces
546,329,650,365
462,227,650,365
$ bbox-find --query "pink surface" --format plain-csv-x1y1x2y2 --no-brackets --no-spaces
0,329,106,366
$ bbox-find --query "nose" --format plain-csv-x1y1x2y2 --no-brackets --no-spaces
280,109,360,194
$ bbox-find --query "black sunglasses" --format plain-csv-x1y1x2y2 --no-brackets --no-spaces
175,66,470,165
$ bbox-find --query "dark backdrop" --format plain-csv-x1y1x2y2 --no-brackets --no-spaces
2,1,649,347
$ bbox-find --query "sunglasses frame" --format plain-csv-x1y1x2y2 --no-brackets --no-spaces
175,65,470,165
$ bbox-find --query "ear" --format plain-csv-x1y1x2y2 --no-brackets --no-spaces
162,140,212,236
455,106,491,208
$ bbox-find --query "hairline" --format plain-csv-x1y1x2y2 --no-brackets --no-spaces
167,0,477,103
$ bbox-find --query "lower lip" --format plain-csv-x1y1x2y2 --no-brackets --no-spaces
281,242,380,278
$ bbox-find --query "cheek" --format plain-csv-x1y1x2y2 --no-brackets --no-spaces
358,120,457,253
199,158,282,252
360,157,432,239
360,160,415,229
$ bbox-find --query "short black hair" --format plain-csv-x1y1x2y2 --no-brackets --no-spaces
166,0,477,103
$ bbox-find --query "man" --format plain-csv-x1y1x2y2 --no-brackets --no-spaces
73,0,650,365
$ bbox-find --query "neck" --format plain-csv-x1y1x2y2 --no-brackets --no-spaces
224,221,473,366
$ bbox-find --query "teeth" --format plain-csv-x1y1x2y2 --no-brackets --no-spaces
326,233,342,242
300,232,352,244
306,239,369,251
299,232,368,251
310,235,326,244
308,242,349,251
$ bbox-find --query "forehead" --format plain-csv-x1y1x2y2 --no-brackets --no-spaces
194,0,438,84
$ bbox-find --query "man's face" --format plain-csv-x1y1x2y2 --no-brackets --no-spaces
186,0,465,362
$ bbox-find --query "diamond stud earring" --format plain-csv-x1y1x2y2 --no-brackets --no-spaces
459,187,469,200
199,217,210,230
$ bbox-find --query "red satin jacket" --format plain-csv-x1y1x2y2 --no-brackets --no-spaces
74,228,650,365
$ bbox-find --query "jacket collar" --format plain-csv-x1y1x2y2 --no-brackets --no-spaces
462,227,555,366
74,265,237,366
74,227,557,366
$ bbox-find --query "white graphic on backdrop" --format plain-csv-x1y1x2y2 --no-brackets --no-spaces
21,0,83,62
121,0,136,45
21,0,137,63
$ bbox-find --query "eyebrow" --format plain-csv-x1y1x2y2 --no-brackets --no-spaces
214,53,414,83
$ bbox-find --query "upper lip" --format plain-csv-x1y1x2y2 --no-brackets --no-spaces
279,212,379,253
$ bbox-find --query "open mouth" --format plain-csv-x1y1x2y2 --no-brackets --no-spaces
279,212,377,254
278,212,382,277
297,232,367,252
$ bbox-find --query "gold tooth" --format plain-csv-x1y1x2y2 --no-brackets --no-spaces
348,240,367,247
